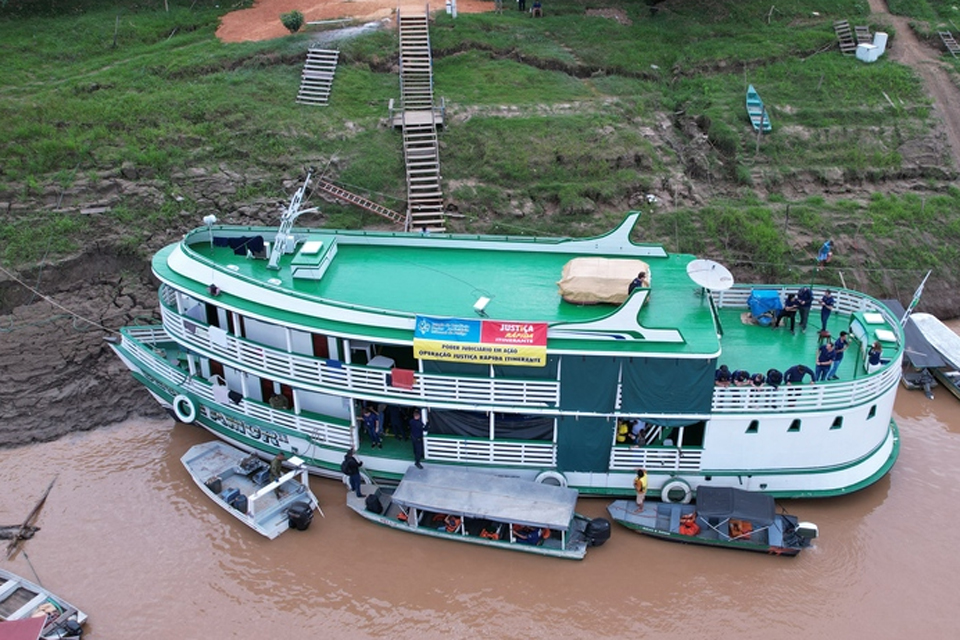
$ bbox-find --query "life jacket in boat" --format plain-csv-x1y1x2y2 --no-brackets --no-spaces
444,516,461,533
617,423,628,443
679,512,700,536
480,527,500,540
397,510,408,522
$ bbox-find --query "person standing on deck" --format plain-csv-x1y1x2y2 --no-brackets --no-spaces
269,451,285,497
828,331,849,380
815,341,835,381
409,409,425,469
633,469,648,513
796,287,814,333
343,448,363,498
362,406,382,449
820,289,836,332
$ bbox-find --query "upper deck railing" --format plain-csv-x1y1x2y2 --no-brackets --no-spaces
120,326,354,450
158,301,560,410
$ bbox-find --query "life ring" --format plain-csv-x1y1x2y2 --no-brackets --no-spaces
172,394,197,424
535,470,568,488
661,479,693,504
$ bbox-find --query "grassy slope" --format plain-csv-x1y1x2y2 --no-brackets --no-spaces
1,0,959,311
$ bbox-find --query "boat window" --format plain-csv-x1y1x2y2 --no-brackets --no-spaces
680,422,705,447
788,419,801,432
427,409,553,441
867,405,877,419
746,420,759,434
830,416,843,430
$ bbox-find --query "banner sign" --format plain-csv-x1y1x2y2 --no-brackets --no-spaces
413,316,548,367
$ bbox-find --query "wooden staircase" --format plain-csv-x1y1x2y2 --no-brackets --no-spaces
397,8,445,232
297,47,339,106
940,31,960,57
314,179,405,225
833,20,858,55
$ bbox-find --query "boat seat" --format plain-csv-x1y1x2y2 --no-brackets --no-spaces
668,507,682,534
768,519,784,547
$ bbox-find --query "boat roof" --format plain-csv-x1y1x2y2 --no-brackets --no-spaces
695,486,775,526
157,213,723,356
0,618,45,640
910,313,960,370
390,466,579,530
881,300,947,369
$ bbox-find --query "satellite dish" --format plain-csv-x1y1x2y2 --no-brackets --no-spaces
686,259,734,291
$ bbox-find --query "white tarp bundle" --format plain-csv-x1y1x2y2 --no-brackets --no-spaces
557,257,649,305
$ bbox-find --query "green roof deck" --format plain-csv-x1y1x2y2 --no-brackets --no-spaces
172,226,721,356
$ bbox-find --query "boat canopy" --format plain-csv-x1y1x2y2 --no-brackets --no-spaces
881,299,946,369
695,486,775,526
391,466,579,531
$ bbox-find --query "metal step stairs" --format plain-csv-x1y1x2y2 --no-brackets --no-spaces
833,20,857,55
397,8,445,232
940,31,960,57
297,47,339,106
314,179,405,225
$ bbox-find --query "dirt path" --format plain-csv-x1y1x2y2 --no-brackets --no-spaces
217,0,494,43
868,0,960,168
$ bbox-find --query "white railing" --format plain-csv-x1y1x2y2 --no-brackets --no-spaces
711,360,901,413
120,328,354,448
609,446,703,472
159,304,560,409
709,285,902,413
425,436,556,467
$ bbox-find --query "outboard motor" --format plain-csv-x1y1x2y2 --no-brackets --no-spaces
795,521,819,546
584,517,612,547
288,501,314,531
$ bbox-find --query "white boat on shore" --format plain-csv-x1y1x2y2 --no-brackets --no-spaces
0,568,86,639
181,441,321,539
346,465,610,560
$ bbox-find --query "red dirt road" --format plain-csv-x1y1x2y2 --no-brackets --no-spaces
217,0,495,43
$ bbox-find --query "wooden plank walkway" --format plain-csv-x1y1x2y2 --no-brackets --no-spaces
297,47,339,106
314,180,405,225
396,8,445,233
834,20,857,55
854,25,872,45
940,31,960,57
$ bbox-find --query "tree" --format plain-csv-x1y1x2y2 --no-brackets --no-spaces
280,10,304,34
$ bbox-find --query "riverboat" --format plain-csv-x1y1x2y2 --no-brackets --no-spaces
181,441,320,539
607,486,818,556
108,177,902,500
0,568,86,639
346,465,609,559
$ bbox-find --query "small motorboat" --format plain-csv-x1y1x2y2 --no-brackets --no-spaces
181,441,321,539
0,568,86,639
746,84,772,132
608,486,817,556
347,465,611,560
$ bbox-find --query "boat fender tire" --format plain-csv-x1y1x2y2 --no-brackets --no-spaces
535,470,567,487
661,479,693,504
172,394,197,424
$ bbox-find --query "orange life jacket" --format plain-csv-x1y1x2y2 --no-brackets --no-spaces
445,516,461,533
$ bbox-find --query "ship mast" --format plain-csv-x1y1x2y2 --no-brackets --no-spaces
268,172,318,270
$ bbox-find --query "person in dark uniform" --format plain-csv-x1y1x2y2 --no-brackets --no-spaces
269,452,285,497
343,448,363,498
362,406,382,449
784,363,815,385
796,287,814,333
774,293,799,333
409,409,425,469
628,271,647,295
518,0,526,11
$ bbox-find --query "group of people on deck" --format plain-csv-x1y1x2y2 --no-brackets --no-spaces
359,404,425,468
772,287,836,335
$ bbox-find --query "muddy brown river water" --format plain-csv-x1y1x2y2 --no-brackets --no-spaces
2,378,958,638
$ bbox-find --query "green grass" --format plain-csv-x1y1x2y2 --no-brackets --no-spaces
0,0,958,301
